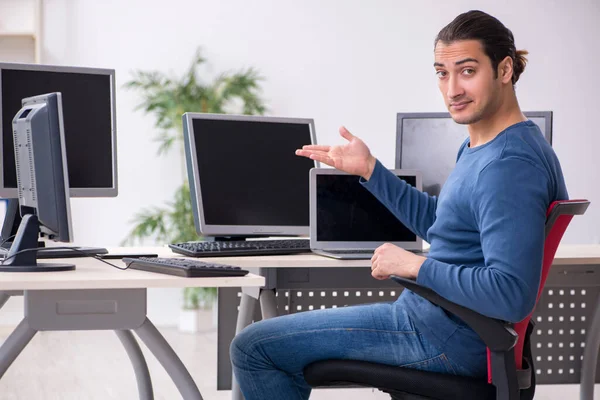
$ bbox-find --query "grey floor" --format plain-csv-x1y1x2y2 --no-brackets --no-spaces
0,324,597,399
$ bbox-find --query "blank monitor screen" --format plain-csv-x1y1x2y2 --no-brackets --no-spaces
185,114,316,236
396,112,552,197
0,63,116,197
316,174,417,242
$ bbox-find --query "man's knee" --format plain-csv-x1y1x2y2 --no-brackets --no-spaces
230,320,269,366
230,326,250,366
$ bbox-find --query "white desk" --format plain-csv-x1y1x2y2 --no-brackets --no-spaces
550,245,600,265
0,249,264,400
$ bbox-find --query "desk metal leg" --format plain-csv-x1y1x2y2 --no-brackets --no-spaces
0,291,23,312
235,292,257,335
0,319,37,379
134,317,202,400
0,292,10,311
259,289,278,319
580,293,600,400
115,330,154,400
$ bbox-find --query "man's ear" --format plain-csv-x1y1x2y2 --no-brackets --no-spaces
498,56,514,84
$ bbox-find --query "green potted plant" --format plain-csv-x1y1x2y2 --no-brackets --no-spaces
122,47,266,331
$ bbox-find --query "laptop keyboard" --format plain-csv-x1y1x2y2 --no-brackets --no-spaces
324,250,374,254
323,249,424,254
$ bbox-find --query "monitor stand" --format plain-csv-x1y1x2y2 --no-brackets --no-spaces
0,213,75,272
1,199,108,258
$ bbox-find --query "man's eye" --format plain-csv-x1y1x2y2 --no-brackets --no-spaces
436,71,447,78
463,68,475,75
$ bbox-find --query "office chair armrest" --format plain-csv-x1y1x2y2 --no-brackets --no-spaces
390,276,518,352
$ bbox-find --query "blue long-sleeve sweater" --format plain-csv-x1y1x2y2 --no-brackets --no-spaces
361,120,568,367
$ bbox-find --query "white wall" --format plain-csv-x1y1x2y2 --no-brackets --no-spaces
2,0,597,326
40,0,600,247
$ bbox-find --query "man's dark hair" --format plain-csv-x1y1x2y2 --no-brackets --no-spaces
435,10,528,84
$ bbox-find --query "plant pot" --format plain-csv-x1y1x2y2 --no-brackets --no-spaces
178,306,215,333
179,308,199,333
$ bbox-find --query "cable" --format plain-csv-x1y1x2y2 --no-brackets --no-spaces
0,235,17,255
0,246,129,271
0,235,16,249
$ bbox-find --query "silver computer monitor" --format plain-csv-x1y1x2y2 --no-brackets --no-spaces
0,62,117,198
183,113,317,237
1,92,75,272
309,168,423,253
395,111,552,197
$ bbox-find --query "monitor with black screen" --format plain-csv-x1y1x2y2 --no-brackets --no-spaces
0,62,117,197
182,113,317,238
309,168,423,260
0,63,116,257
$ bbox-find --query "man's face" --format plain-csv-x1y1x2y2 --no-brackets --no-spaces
434,40,501,125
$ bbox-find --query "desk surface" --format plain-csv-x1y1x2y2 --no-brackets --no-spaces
2,243,596,291
0,249,265,291
551,244,600,265
116,244,600,268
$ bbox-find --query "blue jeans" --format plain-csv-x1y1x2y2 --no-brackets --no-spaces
230,298,487,400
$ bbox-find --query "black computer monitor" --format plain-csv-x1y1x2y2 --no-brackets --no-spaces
0,62,117,198
0,63,114,256
182,113,317,238
310,169,422,248
395,111,552,197
1,92,75,272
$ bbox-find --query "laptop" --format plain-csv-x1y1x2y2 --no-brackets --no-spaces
309,168,424,259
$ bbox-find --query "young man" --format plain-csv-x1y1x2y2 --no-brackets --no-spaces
231,10,568,400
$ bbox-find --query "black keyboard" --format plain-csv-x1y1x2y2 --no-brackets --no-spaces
169,239,311,257
122,257,249,278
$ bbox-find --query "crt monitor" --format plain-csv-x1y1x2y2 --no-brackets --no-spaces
182,113,317,237
0,92,75,272
0,62,117,198
395,111,552,197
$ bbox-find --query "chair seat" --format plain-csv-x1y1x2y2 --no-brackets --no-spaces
303,359,496,400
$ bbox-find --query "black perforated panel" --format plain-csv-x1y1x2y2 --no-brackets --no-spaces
530,286,600,383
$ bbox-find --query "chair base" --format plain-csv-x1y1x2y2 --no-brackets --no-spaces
387,389,435,400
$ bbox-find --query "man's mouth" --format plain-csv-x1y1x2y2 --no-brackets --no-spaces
450,101,472,110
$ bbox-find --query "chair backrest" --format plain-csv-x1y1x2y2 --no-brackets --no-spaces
486,199,590,384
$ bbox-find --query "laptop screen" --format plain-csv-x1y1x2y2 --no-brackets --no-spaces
316,174,417,242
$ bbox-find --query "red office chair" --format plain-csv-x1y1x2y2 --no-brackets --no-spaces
304,199,590,400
